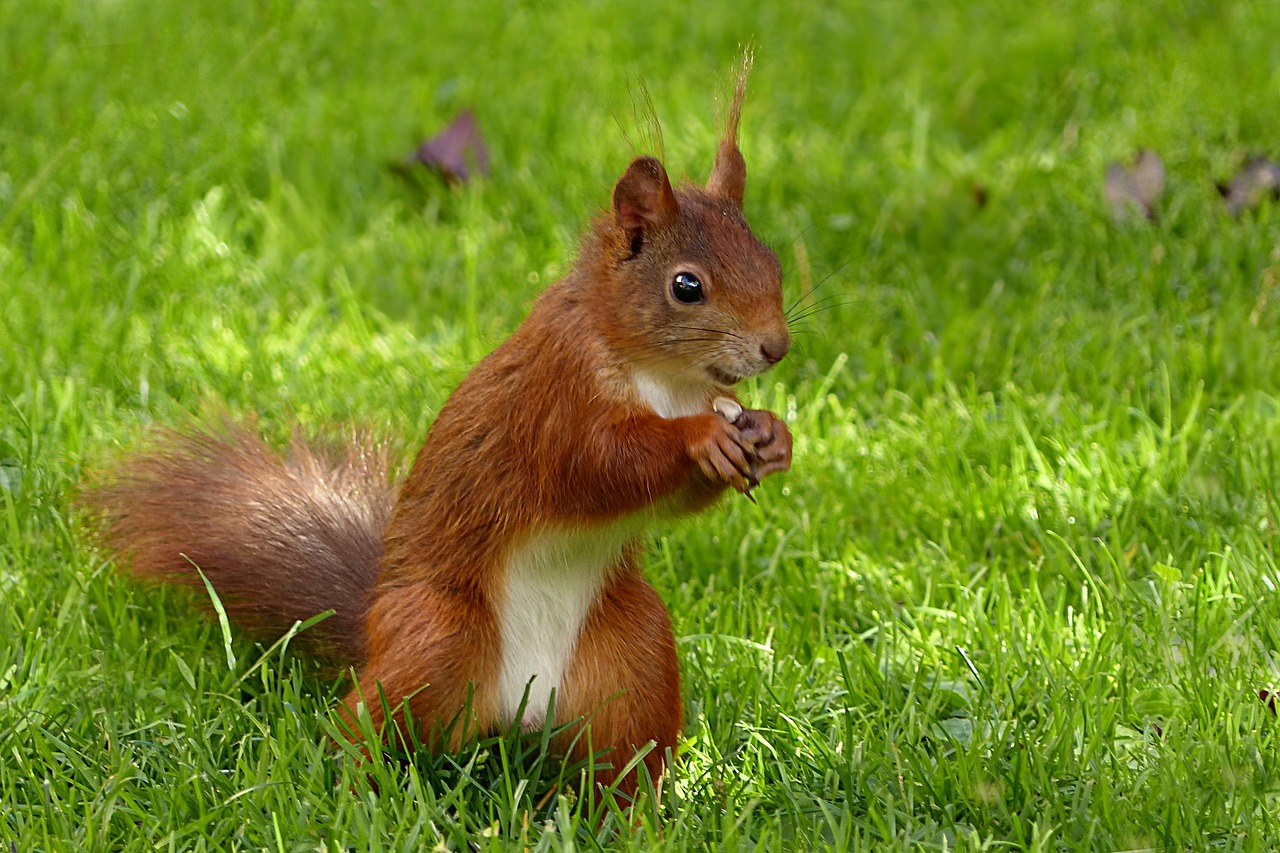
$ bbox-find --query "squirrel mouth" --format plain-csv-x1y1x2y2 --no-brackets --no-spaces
708,366,742,386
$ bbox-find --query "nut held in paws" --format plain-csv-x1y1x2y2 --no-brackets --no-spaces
712,396,743,424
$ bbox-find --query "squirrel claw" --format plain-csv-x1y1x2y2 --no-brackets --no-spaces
713,397,759,502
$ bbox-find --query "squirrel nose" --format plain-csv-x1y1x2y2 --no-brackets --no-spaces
760,333,791,365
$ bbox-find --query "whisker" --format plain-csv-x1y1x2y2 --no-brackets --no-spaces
608,335,732,350
784,285,821,318
593,341,724,371
788,290,845,314
784,257,856,316
668,324,743,341
788,299,856,324
786,292,846,322
783,297,855,317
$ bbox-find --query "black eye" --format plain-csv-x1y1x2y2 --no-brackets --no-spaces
670,272,704,304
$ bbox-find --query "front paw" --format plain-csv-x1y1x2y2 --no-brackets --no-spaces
733,410,792,481
686,415,758,492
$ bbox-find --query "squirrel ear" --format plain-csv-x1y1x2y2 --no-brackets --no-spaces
612,156,678,243
706,142,746,208
706,51,752,208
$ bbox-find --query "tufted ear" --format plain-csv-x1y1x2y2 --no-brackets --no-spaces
706,51,752,208
612,156,678,250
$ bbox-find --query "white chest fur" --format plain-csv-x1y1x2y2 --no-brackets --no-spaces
497,523,643,729
494,371,708,729
632,369,713,419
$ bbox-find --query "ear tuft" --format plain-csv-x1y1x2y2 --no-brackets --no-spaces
612,156,678,247
706,50,752,207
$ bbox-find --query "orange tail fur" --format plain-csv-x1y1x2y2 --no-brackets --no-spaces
81,425,397,662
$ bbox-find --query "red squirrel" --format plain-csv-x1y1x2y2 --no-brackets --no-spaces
85,62,792,799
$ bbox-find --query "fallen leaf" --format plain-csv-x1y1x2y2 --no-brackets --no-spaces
1218,156,1280,216
1104,149,1165,222
405,110,489,185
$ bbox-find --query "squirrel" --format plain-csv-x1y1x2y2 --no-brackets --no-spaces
84,60,792,800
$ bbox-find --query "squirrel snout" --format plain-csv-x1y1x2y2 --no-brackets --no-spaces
759,333,791,366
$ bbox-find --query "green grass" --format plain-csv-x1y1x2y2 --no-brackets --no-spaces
4,0,1280,848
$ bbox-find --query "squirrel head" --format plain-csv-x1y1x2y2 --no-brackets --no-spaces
588,58,790,392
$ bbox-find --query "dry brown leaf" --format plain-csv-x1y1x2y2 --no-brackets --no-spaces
1218,156,1280,217
1104,149,1165,222
406,110,489,185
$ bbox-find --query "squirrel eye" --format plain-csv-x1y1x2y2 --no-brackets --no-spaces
670,272,705,305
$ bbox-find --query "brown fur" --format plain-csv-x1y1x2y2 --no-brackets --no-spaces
556,560,683,789
84,60,792,802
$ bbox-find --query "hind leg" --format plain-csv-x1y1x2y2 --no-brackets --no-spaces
556,563,682,800
338,584,501,753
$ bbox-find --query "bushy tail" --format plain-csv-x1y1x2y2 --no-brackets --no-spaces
81,425,397,664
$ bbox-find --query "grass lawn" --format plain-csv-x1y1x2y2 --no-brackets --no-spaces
5,0,1280,849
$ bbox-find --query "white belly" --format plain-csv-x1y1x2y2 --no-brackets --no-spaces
497,523,642,729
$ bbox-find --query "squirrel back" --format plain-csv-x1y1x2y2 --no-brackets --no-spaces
83,425,396,662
